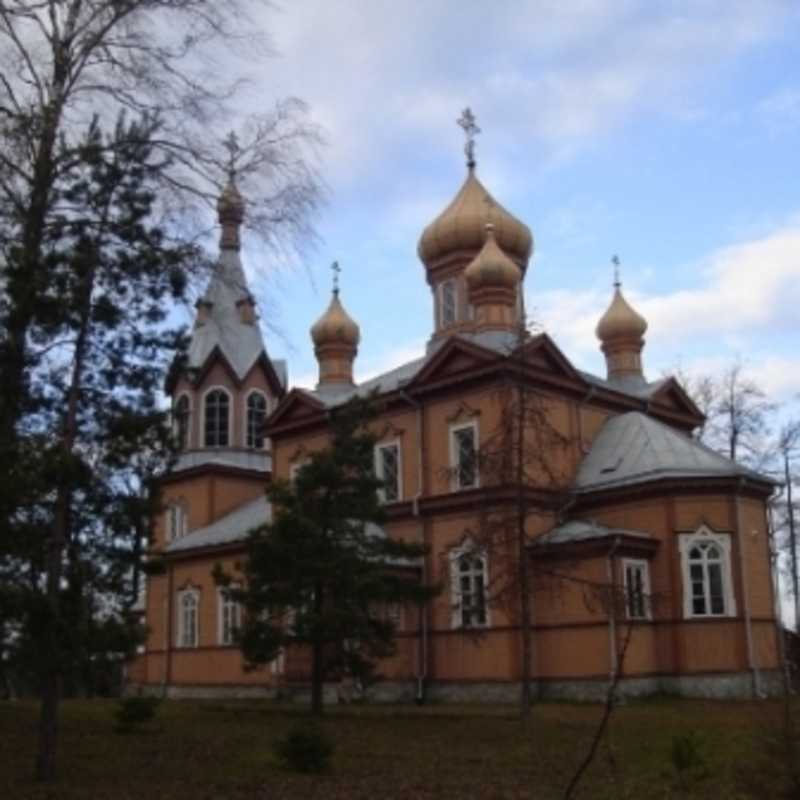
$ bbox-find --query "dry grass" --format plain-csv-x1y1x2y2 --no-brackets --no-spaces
1,695,797,799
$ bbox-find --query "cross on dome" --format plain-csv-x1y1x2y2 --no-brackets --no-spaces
331,260,341,296
222,130,241,181
457,107,481,169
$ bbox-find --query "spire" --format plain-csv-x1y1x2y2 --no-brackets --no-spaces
217,132,244,251
457,107,480,171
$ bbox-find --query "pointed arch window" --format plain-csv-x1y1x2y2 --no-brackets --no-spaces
679,526,736,618
204,389,230,447
450,541,489,629
246,391,268,449
174,394,191,450
177,588,200,648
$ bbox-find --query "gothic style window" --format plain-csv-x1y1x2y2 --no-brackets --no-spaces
679,527,736,618
246,391,268,449
375,441,401,503
204,388,230,447
218,587,242,646
174,394,190,450
177,589,199,648
623,559,650,620
450,421,478,490
440,279,457,327
450,543,488,628
166,503,188,541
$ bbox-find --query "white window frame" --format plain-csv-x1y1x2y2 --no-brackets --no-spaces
449,420,479,490
202,385,232,448
176,587,200,648
374,439,402,503
678,525,736,619
244,389,269,449
166,502,188,541
173,392,192,450
622,558,651,621
440,279,457,327
217,586,242,646
449,540,490,629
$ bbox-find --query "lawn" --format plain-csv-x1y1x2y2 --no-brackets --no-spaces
1,696,797,799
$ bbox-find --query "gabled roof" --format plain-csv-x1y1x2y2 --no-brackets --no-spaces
170,449,270,476
575,411,773,493
166,494,270,553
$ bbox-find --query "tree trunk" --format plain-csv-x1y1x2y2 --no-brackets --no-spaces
310,582,324,715
785,452,799,631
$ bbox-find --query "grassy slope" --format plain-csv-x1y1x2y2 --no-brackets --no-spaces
0,697,797,799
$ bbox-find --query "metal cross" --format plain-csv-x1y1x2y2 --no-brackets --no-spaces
331,261,341,295
457,107,480,169
222,131,240,181
611,254,621,288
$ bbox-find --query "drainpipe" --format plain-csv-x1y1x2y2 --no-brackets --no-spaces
607,536,622,683
164,560,174,698
736,478,763,698
400,389,428,703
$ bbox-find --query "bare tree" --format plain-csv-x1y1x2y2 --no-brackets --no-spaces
777,420,800,633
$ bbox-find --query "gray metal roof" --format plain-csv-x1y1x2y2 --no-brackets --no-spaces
172,449,270,474
534,519,652,546
579,370,668,400
575,411,771,493
187,249,272,380
166,494,271,553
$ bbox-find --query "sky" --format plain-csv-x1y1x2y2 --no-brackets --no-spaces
223,0,800,408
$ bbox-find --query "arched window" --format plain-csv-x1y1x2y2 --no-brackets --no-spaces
166,502,188,541
204,389,229,447
679,526,735,618
174,394,190,450
440,279,457,327
177,589,199,648
450,541,488,629
246,392,268,449
218,586,242,646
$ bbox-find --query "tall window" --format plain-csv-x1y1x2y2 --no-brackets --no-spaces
166,503,187,541
375,441,401,503
218,587,242,646
623,559,650,620
679,527,735,618
246,392,268,449
440,279,457,327
450,421,478,490
451,545,488,628
204,389,229,447
177,589,199,648
174,394,190,450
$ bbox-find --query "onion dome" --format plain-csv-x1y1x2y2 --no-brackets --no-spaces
418,170,533,270
465,224,522,291
310,292,360,348
596,286,648,343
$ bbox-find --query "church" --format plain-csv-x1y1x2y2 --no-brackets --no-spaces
128,123,781,702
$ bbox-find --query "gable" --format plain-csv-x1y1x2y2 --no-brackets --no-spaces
649,377,705,423
407,338,499,389
266,389,325,431
515,333,583,383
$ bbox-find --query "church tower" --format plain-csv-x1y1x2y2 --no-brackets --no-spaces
160,170,286,542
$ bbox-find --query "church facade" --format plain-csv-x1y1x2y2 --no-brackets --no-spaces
129,145,781,702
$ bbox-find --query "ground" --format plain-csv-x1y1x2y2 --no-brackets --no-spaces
1,697,798,799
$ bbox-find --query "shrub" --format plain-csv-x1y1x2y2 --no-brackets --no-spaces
114,695,161,733
274,724,334,773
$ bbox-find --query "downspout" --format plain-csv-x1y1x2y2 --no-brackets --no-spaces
401,389,428,703
607,536,622,683
164,560,174,699
735,478,763,698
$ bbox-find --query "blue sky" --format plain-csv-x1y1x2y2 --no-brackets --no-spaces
219,0,800,404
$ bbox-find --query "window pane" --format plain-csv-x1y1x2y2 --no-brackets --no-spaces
708,564,725,615
455,427,477,488
442,280,456,326
205,390,229,447
380,445,399,501
175,396,190,450
247,393,267,448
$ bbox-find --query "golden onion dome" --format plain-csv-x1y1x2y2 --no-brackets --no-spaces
418,170,533,269
464,224,521,291
596,286,648,342
310,292,360,348
217,178,245,224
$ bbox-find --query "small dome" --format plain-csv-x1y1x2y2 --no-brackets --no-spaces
311,293,360,348
418,170,532,269
596,286,647,342
217,178,245,224
465,225,521,291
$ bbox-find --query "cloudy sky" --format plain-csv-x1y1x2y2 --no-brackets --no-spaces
227,0,799,405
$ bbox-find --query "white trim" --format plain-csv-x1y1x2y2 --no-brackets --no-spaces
217,585,242,646
176,587,200,648
678,524,737,619
622,558,651,620
449,539,490,629
201,385,233,448
449,419,479,490
173,392,192,450
244,389,269,449
374,438,402,503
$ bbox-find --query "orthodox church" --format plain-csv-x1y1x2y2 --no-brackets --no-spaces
129,126,781,701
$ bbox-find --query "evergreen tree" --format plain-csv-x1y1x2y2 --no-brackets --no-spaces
224,397,436,715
